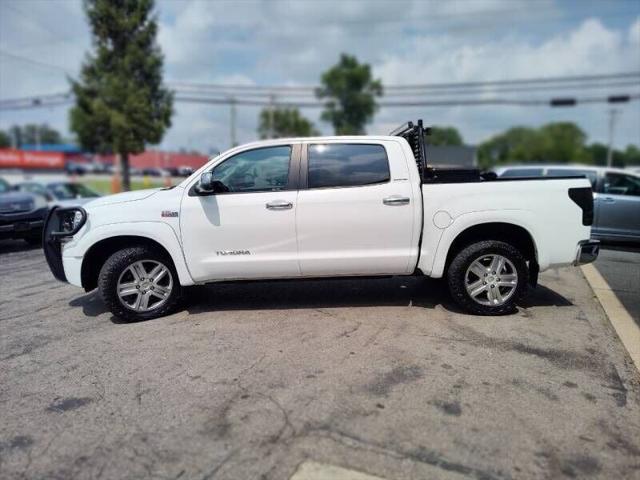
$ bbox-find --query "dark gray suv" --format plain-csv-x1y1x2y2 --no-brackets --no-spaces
0,178,49,245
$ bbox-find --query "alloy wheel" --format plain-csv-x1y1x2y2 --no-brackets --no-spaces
464,254,518,306
116,260,173,312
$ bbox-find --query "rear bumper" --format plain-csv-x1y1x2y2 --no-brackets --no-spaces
574,240,600,266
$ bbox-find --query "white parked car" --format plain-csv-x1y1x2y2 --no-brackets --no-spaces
44,121,598,321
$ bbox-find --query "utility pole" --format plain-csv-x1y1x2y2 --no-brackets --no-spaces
606,108,620,167
230,97,237,148
35,125,41,150
268,94,275,139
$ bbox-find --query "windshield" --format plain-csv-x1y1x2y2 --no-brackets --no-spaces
48,183,100,200
16,183,48,195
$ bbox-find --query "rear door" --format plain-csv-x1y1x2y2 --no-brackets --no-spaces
295,141,416,276
594,172,640,239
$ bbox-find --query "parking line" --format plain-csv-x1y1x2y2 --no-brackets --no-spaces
582,264,640,371
290,461,388,480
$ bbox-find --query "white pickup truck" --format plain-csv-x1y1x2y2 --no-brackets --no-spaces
44,121,599,321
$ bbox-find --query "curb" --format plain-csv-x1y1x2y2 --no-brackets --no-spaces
581,263,640,372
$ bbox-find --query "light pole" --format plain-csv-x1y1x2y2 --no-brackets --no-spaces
268,94,275,139
230,97,237,148
606,108,620,167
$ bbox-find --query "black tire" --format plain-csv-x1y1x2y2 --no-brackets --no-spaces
447,240,528,316
98,245,182,321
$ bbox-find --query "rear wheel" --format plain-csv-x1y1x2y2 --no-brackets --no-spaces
98,246,181,321
447,240,528,315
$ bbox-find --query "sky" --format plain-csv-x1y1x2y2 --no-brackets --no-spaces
0,0,639,154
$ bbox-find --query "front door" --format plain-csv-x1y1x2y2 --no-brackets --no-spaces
180,144,301,282
296,142,417,276
594,171,640,240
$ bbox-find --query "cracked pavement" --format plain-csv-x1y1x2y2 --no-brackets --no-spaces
1,240,639,480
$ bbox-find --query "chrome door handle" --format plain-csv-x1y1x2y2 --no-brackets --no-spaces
383,195,410,206
266,200,293,210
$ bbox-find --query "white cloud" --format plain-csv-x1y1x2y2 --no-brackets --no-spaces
372,17,640,145
0,0,638,151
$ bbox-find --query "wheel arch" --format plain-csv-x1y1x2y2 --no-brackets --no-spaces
434,221,539,283
75,223,195,291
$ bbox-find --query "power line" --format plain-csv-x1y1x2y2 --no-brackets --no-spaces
170,80,640,99
2,93,639,111
167,71,640,93
173,93,640,108
4,75,638,107
0,49,74,75
0,2,81,51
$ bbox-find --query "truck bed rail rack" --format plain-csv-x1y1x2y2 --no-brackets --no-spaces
389,120,430,179
390,119,484,183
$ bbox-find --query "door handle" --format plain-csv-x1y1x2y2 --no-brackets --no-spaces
383,195,410,206
266,200,293,210
603,197,615,203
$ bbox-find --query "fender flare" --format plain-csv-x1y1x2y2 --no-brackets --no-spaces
70,221,195,286
428,210,544,278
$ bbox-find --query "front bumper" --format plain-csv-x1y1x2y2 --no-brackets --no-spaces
0,207,48,239
574,240,600,266
43,206,87,283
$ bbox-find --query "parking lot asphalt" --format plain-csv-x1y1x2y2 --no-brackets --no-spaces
1,240,639,480
594,244,640,326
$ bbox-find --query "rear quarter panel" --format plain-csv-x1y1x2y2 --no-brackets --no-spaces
419,178,592,277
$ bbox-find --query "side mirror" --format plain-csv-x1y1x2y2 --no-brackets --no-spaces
198,172,229,194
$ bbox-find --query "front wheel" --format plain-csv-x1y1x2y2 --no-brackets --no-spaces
447,240,528,315
98,246,182,321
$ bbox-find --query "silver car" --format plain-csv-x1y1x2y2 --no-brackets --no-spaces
494,165,640,243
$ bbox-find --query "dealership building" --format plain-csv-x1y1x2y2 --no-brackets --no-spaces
0,144,210,171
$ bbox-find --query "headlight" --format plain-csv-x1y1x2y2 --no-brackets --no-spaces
52,207,87,237
60,210,84,233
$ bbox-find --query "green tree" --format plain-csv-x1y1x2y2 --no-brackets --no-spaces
477,126,541,168
9,126,22,148
478,122,590,169
1,124,62,147
427,126,463,146
258,107,320,139
316,54,383,135
0,130,11,148
623,145,640,166
586,142,608,166
22,124,63,145
538,122,589,163
70,0,173,191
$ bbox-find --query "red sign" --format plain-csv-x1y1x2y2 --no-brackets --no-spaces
0,149,65,169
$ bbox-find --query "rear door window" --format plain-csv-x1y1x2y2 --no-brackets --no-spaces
307,144,390,189
603,173,640,197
